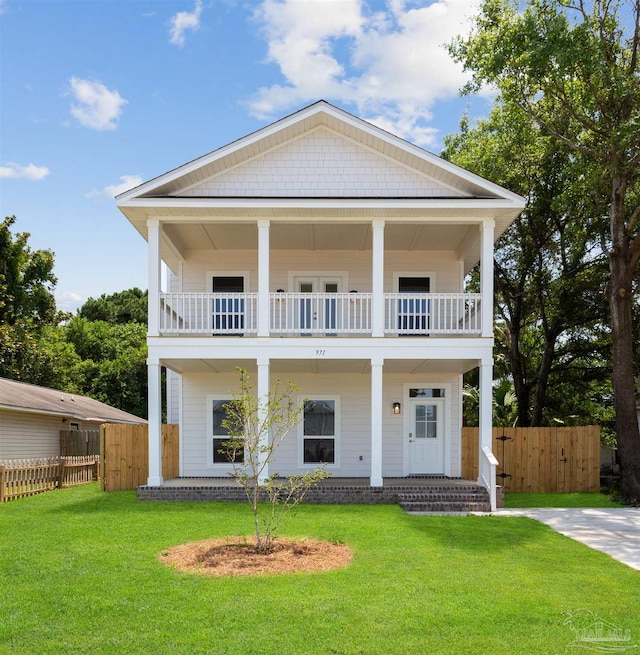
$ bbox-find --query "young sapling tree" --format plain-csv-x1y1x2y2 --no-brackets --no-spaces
221,367,330,554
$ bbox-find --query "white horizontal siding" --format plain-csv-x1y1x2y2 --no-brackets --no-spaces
179,250,463,294
166,370,181,424
0,410,96,460
181,128,464,199
178,370,462,478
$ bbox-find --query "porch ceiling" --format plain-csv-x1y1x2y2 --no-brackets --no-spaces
162,358,478,375
161,221,476,253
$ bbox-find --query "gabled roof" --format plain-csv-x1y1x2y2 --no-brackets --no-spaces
117,100,523,205
0,377,147,425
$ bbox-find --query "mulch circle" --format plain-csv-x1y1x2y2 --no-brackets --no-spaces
160,536,353,577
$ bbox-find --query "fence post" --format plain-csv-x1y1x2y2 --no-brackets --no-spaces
58,458,66,489
0,465,5,503
94,457,100,482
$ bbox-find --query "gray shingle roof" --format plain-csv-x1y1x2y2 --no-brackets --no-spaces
0,377,147,424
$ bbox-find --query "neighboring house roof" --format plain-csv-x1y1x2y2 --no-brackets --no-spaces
0,377,147,425
116,99,526,274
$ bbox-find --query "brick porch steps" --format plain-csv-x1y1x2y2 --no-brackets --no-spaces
398,485,491,513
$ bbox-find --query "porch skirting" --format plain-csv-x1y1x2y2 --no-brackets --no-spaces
137,477,504,507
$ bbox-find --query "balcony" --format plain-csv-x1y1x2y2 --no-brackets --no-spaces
158,292,482,337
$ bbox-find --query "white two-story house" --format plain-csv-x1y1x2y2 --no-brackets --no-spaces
116,101,524,510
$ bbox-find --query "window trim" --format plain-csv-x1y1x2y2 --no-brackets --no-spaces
393,271,436,293
206,394,238,470
206,270,251,292
297,395,341,468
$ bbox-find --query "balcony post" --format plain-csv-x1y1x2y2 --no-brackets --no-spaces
480,221,495,338
257,220,270,337
147,219,161,337
372,220,385,337
257,357,270,484
370,357,384,486
147,358,163,486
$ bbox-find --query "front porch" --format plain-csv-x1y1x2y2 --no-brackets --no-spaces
137,475,504,509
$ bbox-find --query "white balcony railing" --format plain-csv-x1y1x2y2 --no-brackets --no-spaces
158,292,481,336
270,292,372,336
384,293,482,335
160,293,258,335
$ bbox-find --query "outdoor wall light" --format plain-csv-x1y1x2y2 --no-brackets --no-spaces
392,402,401,415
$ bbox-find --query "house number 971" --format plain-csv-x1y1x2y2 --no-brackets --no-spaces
315,349,326,357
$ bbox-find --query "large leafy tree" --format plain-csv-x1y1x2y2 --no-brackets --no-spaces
450,0,640,501
64,315,148,419
78,287,147,324
444,103,611,428
0,216,67,382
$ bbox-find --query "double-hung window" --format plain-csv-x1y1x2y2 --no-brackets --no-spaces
210,398,243,464
301,398,338,465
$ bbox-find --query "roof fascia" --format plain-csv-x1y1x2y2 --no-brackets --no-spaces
118,196,525,211
0,403,144,424
0,404,85,421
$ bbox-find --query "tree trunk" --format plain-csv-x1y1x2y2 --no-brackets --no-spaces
609,175,640,502
531,328,559,426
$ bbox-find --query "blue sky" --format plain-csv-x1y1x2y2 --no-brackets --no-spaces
0,0,489,312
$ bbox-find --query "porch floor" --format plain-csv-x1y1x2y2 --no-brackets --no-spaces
157,476,480,489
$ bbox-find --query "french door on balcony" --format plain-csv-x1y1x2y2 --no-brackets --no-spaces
295,276,342,335
212,276,244,335
398,276,430,335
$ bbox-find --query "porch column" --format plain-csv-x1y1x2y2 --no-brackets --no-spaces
480,221,495,338
370,357,384,487
257,357,270,484
372,220,385,337
147,359,163,486
478,360,493,471
257,220,270,337
147,219,162,337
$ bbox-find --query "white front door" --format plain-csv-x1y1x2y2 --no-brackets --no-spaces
408,398,445,474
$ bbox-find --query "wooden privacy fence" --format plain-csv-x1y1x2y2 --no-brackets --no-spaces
100,424,179,492
60,430,100,456
462,426,601,493
0,456,100,503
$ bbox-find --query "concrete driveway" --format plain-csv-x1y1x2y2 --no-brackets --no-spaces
493,508,640,571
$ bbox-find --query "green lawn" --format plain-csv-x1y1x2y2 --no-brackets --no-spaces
505,492,623,508
0,485,638,655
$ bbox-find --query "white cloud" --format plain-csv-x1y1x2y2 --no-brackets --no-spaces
249,0,481,147
56,291,84,313
0,162,50,180
169,0,203,47
86,174,144,199
68,77,127,131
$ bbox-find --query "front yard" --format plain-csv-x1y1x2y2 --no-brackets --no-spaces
0,485,638,654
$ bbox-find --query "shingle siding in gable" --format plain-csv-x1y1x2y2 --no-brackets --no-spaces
180,129,464,198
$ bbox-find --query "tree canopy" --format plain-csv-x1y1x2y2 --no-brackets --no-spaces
450,0,640,501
